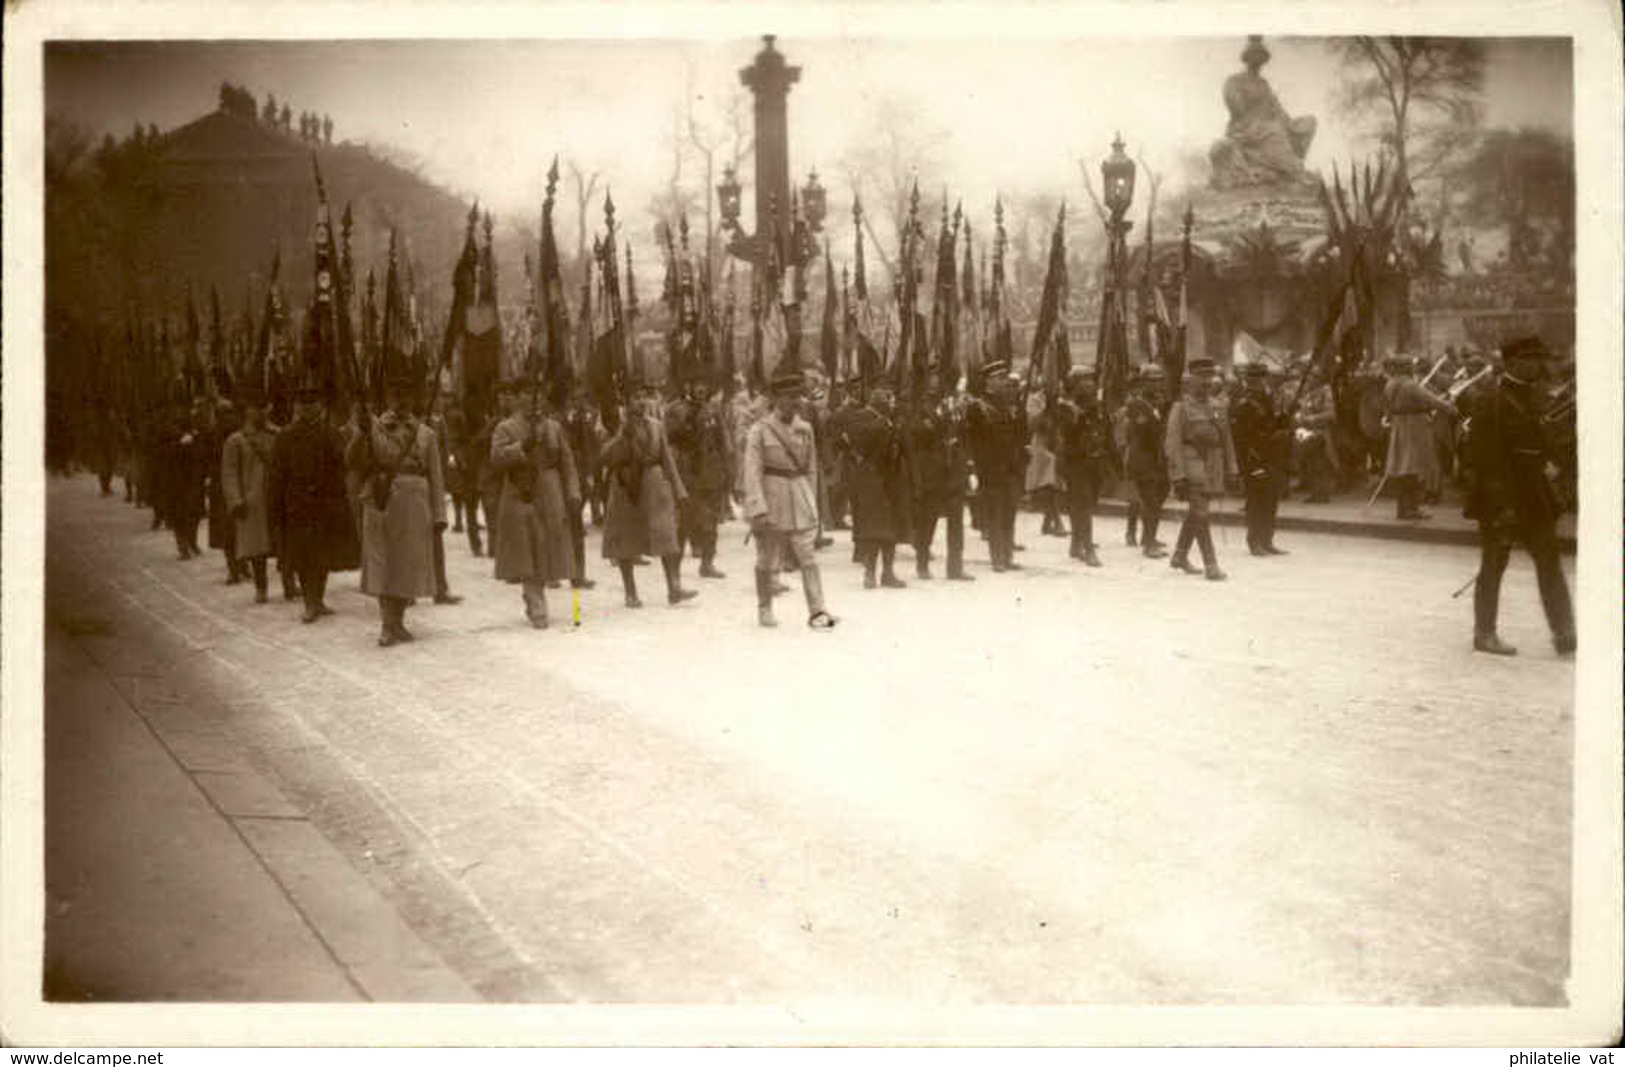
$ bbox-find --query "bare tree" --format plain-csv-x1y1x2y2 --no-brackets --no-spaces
1332,38,1487,211
838,96,949,283
564,158,602,268
684,72,754,290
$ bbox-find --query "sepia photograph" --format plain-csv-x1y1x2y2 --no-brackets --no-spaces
3,0,1620,1048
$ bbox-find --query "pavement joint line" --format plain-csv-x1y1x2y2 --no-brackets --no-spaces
98,525,842,994
59,530,542,1002
62,624,375,1003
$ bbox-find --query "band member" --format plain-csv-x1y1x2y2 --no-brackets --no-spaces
221,394,278,602
266,386,359,623
1465,336,1575,657
906,382,973,581
1383,354,1457,521
1229,361,1290,555
354,376,445,646
742,368,837,629
600,390,696,608
666,378,733,580
964,363,1027,572
1165,357,1237,581
1055,365,1109,566
488,380,580,629
843,381,914,589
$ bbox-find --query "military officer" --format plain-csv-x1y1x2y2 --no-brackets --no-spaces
1229,361,1290,555
1120,366,1171,559
963,363,1028,572
600,391,695,608
266,385,359,623
742,367,837,629
1165,357,1237,581
487,379,580,629
1465,336,1575,656
666,377,733,580
842,381,913,589
1055,365,1109,566
221,393,278,602
905,382,973,581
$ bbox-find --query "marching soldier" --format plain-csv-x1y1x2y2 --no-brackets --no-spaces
1120,366,1170,559
666,378,733,579
1165,357,1237,581
165,398,212,560
600,392,696,608
441,396,484,556
905,383,973,581
563,393,603,587
266,385,358,623
1229,362,1290,555
353,376,446,646
1383,354,1457,521
1055,365,1109,566
424,394,464,606
487,380,580,629
206,399,246,584
843,381,913,589
1465,335,1574,657
742,367,838,629
221,394,278,602
964,363,1028,572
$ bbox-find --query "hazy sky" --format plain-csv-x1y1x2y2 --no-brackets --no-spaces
46,33,1573,249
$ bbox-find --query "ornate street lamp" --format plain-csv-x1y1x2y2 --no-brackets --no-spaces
717,166,743,232
1101,134,1137,220
1097,133,1138,411
801,169,827,234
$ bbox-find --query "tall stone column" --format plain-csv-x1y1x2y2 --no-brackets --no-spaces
739,35,800,263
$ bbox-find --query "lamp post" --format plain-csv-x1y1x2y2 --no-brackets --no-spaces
717,36,826,379
1097,133,1137,412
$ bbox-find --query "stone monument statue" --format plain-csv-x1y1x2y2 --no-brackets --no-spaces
1209,36,1317,190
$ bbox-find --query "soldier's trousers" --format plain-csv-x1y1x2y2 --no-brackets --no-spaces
678,495,721,563
1173,486,1219,568
981,479,1019,567
297,566,329,614
1243,473,1280,549
912,494,966,575
1064,462,1101,554
521,578,549,624
1133,477,1169,546
1474,515,1573,640
432,525,451,597
568,504,589,584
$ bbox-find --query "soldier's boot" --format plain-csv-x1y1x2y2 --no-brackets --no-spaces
699,529,726,578
860,542,879,589
803,565,837,629
755,569,778,627
619,562,642,608
1125,506,1140,547
1195,525,1226,581
663,554,698,605
225,549,243,585
1473,632,1518,656
915,545,932,580
251,557,270,603
1169,522,1202,574
468,522,483,558
1082,546,1103,568
451,500,464,534
879,544,907,588
523,582,549,630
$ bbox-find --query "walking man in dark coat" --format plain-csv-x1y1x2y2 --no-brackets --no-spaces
1120,365,1171,558
165,400,212,560
267,386,359,623
1465,335,1575,656
1229,361,1290,555
843,382,913,589
666,379,733,580
1055,366,1109,567
905,386,973,581
964,363,1028,572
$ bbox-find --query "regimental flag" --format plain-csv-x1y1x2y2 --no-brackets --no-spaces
987,196,1014,380
537,157,574,408
1029,203,1067,393
301,156,350,404
207,285,231,397
379,230,416,401
930,201,962,392
440,206,479,404
719,263,738,396
587,192,629,425
819,246,838,384
253,248,294,414
182,286,206,399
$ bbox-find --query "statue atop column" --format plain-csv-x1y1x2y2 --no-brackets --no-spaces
1209,36,1318,190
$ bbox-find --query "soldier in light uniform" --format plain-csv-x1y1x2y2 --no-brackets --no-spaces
354,376,446,646
743,368,837,629
1165,357,1237,581
487,379,580,629
221,394,278,602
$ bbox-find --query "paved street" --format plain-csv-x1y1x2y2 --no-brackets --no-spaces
41,472,1577,1007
